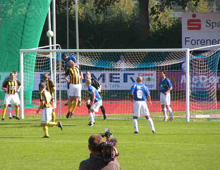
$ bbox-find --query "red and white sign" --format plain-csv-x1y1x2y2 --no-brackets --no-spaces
182,12,220,49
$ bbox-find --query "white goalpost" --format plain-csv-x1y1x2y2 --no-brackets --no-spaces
20,45,220,121
20,44,61,119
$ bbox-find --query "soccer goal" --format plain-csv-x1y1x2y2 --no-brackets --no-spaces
20,45,220,121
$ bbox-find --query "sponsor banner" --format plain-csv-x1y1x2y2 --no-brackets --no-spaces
86,71,156,90
182,12,220,49
1,71,220,91
32,71,220,91
168,72,218,91
32,71,157,91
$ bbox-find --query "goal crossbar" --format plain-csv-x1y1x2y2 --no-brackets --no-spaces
20,46,220,121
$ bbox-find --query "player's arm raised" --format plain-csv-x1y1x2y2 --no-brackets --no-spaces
80,70,84,80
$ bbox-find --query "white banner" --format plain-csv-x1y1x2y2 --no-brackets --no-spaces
30,71,157,91
81,71,157,90
182,12,220,49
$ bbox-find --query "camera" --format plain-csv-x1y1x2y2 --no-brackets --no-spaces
100,128,119,162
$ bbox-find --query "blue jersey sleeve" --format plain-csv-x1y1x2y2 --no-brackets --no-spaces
166,78,173,88
130,85,135,94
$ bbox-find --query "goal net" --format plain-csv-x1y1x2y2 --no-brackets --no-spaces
20,47,220,120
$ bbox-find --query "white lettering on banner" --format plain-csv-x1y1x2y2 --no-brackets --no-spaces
30,71,157,91
181,75,217,84
2,71,220,92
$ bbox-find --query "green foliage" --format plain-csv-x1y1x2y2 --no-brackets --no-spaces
1,116,220,170
186,0,211,12
149,0,177,32
41,0,212,48
67,0,138,48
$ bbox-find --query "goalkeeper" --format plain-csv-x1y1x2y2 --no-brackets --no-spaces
86,71,107,120
159,71,173,121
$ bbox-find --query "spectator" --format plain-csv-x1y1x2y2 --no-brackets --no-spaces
79,134,121,170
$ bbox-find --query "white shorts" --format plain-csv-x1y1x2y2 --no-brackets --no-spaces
41,108,52,124
4,93,20,105
91,100,102,112
133,101,150,117
160,92,171,105
69,84,82,97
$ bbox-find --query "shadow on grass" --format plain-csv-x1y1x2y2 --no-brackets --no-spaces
62,124,77,127
0,136,25,138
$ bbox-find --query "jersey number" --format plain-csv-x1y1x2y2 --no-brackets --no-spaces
137,90,143,99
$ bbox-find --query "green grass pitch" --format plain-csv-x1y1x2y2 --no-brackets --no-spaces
0,115,220,170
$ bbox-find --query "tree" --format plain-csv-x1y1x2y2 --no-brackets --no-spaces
138,0,150,39
186,0,211,12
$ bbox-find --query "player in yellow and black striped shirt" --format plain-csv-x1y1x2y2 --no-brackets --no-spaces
39,73,56,122
65,60,83,118
36,82,63,138
65,65,81,84
1,72,21,121
2,71,19,119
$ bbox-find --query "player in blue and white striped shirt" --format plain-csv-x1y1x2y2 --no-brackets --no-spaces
130,76,156,134
159,71,173,121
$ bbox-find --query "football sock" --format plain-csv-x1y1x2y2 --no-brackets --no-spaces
8,106,12,117
89,112,95,123
52,111,56,122
133,119,138,132
93,112,95,120
45,122,58,126
70,100,78,113
100,105,106,117
42,125,49,137
2,106,7,118
68,101,73,113
147,118,155,132
167,107,173,117
15,107,20,117
162,107,167,118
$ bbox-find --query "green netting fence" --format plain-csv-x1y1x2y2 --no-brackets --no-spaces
0,0,52,106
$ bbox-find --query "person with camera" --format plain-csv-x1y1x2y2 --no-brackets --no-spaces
79,134,121,170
